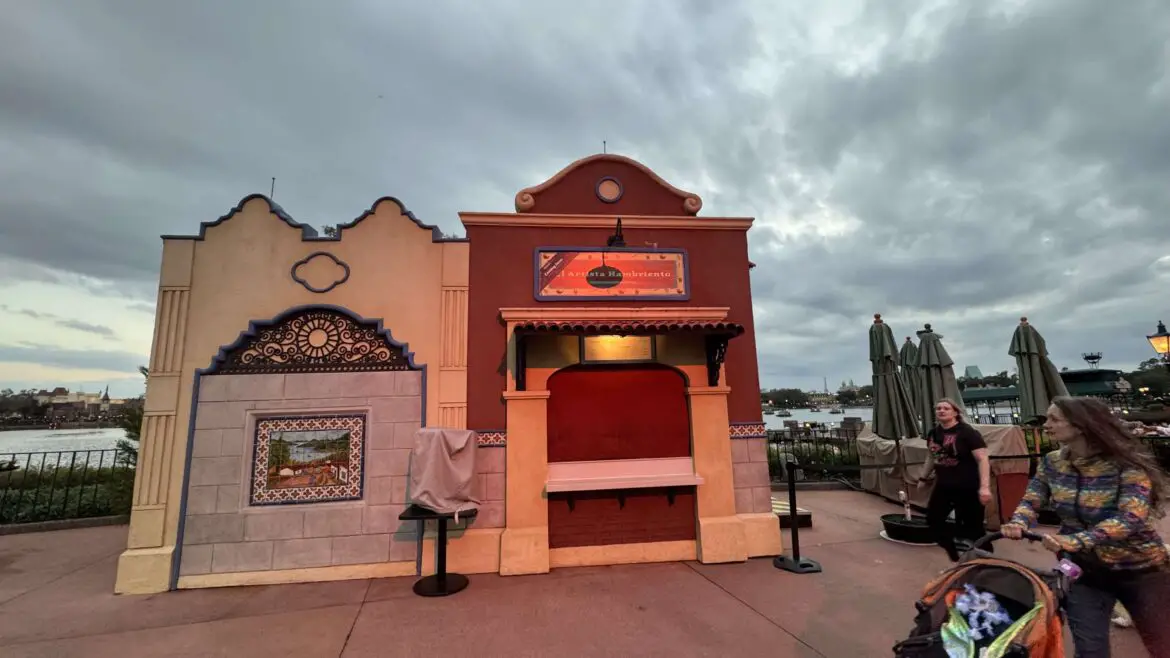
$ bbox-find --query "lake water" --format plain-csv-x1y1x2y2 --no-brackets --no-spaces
0,428,126,456
764,407,872,429
764,403,1022,429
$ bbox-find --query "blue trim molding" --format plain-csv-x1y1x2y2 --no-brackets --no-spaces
160,194,467,244
291,251,351,294
170,304,429,590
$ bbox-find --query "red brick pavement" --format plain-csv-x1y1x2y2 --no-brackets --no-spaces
0,491,1156,657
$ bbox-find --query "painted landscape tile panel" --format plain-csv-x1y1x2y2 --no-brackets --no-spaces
250,415,365,505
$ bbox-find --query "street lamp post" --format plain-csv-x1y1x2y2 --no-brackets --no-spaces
1146,321,1170,370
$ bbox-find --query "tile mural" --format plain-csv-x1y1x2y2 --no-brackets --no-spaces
250,414,365,505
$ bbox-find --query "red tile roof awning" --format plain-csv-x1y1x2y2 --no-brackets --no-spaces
513,320,745,337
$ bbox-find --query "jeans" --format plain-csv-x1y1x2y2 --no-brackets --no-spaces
1066,565,1170,658
925,484,984,561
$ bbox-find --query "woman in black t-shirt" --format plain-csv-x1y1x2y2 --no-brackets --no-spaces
918,398,991,561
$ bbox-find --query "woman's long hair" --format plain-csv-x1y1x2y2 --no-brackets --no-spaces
1051,396,1168,514
935,397,964,424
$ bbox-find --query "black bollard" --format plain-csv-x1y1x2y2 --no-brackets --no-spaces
773,461,822,574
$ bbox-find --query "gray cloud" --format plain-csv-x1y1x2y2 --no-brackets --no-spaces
0,343,146,374
1,1,1169,392
0,304,117,338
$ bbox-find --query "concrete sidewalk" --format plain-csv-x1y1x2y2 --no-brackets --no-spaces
0,491,1151,657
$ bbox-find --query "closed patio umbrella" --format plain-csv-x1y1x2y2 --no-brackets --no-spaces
870,315,920,442
1010,317,1068,426
916,324,967,436
899,336,922,415
871,315,921,529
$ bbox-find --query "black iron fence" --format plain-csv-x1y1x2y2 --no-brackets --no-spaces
767,426,1170,486
766,428,863,486
0,449,135,525
969,413,1019,425
1143,436,1170,470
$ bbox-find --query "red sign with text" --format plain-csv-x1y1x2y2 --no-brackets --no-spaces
535,249,689,300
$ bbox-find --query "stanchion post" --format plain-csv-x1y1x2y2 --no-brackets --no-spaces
773,461,822,574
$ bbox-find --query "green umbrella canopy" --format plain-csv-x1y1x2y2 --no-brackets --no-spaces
870,315,920,440
916,324,968,435
899,336,922,413
1009,317,1069,425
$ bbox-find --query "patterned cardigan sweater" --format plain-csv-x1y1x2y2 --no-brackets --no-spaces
1009,448,1167,571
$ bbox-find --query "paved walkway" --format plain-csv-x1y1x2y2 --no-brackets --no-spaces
0,491,1151,657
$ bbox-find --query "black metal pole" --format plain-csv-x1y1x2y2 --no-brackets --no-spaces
773,460,822,574
436,517,448,589
786,461,802,561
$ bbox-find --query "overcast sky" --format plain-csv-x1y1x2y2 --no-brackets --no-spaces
2,0,1169,399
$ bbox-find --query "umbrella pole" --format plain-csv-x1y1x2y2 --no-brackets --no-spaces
893,436,912,520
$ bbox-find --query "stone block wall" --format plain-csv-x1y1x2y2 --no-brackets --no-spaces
179,371,427,577
472,447,506,528
730,438,773,515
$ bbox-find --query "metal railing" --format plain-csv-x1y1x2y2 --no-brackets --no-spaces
1142,436,1170,470
766,428,863,486
766,426,1170,485
0,449,135,525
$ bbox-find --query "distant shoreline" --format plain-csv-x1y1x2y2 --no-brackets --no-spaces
0,422,118,433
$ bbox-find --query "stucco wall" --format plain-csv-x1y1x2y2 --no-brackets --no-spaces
464,221,761,431
179,371,425,576
118,194,471,593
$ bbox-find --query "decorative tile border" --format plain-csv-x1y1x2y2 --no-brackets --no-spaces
477,430,506,447
251,414,365,505
475,430,507,444
729,421,767,439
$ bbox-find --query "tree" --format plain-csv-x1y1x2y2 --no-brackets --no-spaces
1125,362,1170,398
115,366,149,466
837,389,859,405
761,388,810,408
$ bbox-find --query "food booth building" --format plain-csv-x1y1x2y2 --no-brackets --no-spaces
114,154,779,594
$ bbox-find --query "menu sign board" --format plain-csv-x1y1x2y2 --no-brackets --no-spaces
534,248,689,301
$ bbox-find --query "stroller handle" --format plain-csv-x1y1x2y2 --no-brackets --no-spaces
971,530,1045,549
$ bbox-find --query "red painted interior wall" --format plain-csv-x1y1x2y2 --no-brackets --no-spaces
547,364,690,462
547,488,697,549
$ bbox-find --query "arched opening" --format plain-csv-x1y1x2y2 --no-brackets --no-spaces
546,363,690,463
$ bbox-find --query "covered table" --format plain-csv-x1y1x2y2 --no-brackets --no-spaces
856,423,1031,529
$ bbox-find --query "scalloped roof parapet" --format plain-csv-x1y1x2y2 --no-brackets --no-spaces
160,193,467,243
514,153,703,216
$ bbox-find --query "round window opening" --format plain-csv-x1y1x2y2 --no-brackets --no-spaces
595,177,624,204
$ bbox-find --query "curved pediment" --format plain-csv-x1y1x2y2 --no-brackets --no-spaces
515,154,703,216
162,194,466,243
204,305,421,374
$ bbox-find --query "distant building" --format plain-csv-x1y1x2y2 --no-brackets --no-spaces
807,392,837,405
964,366,984,380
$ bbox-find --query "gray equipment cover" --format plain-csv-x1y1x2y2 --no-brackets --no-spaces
409,428,481,517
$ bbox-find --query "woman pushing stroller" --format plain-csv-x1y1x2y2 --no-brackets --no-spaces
1001,396,1170,657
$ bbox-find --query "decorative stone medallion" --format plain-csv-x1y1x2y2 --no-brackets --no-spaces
213,307,415,374
291,251,351,293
